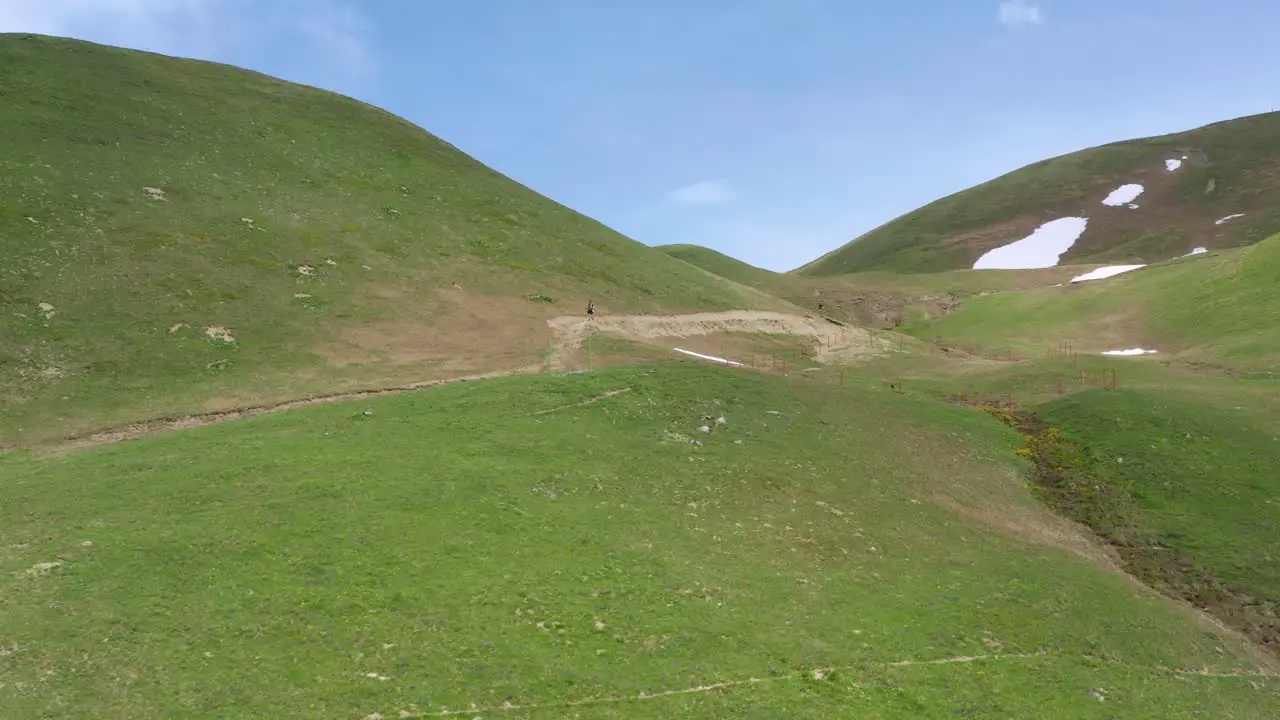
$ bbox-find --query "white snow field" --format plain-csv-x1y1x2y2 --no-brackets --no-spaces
1166,158,1183,171
674,347,743,366
1102,184,1145,206
1070,264,1146,283
1216,213,1246,225
1183,247,1208,257
972,217,1089,270
1102,349,1159,356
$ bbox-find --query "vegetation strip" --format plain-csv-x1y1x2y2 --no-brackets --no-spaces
982,407,1280,655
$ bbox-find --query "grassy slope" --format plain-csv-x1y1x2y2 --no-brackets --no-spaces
0,34,773,446
659,244,800,295
3,364,1275,718
800,112,1280,274
883,239,1280,651
899,235,1280,376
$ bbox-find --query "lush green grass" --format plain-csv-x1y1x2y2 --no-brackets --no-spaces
899,235,1280,376
800,112,1280,274
1039,388,1280,611
2,364,1274,718
0,34,773,446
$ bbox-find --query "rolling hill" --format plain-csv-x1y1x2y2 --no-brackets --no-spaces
4,32,1280,719
0,34,784,445
800,112,1280,274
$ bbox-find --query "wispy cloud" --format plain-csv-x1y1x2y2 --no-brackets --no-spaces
0,0,376,88
669,180,736,206
998,0,1043,28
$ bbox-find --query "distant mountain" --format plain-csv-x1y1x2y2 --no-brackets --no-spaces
800,112,1280,274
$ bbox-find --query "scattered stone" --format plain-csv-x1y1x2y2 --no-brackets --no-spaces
325,258,338,266
39,367,63,379
22,561,63,576
1088,688,1107,702
26,216,38,224
294,293,312,299
37,302,55,319
168,323,186,333
297,265,315,276
240,217,254,226
715,416,727,426
594,620,606,630
766,410,783,416
204,326,235,343
143,187,167,201
696,425,711,433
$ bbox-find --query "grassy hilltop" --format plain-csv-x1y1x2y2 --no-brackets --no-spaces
0,34,779,445
800,113,1280,274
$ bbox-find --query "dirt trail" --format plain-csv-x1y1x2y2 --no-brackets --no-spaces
23,310,888,454
547,310,886,370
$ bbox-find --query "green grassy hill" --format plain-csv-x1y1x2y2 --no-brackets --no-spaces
901,234,1280,376
659,244,797,294
0,34,780,446
884,235,1280,654
801,112,1280,274
4,363,1277,718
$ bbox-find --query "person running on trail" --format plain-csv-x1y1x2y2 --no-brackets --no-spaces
587,300,596,318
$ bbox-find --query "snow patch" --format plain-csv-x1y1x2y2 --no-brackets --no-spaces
972,217,1089,270
1216,213,1246,225
674,348,744,367
1102,184,1144,206
1070,265,1145,283
1166,158,1183,172
1183,247,1208,257
1128,203,1140,210
1102,349,1158,356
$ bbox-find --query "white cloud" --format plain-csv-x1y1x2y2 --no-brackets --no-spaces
998,0,1043,27
0,0,375,87
669,180,736,206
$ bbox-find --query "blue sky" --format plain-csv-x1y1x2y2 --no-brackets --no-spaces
3,1,1278,271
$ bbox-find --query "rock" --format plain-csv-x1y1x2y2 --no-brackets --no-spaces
715,416,727,426
696,425,711,433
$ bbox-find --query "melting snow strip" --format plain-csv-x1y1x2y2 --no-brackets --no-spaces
1102,184,1145,206
1102,349,1158,356
972,217,1089,270
1183,247,1208,257
1070,265,1145,283
674,348,744,367
1216,214,1246,225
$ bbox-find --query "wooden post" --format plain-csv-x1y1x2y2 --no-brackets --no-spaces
1058,379,1064,397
